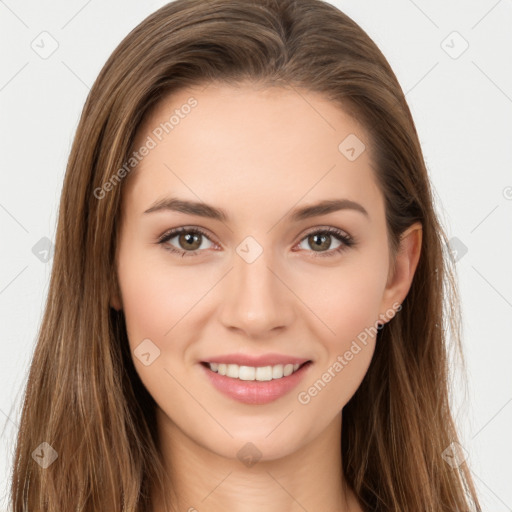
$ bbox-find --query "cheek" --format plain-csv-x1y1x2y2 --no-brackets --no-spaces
297,294,377,415
294,252,387,408
120,271,169,347
118,249,203,348
300,252,388,341
116,252,201,411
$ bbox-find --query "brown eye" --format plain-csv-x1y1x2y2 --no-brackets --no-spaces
177,231,202,251
158,227,214,257
296,227,354,257
306,233,336,252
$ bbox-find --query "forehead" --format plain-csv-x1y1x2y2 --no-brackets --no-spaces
122,82,383,224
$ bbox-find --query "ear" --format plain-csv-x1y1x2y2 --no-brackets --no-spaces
379,222,422,319
110,293,122,311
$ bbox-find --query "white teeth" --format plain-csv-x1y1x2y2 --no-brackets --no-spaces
226,364,239,378
207,362,303,381
272,365,283,379
283,363,294,377
239,366,256,380
255,366,272,381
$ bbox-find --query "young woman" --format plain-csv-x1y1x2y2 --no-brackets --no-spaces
10,0,482,510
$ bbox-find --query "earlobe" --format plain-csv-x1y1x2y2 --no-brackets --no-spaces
110,295,122,311
110,276,123,311
380,222,423,317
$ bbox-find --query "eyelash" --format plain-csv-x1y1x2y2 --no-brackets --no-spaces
157,226,355,258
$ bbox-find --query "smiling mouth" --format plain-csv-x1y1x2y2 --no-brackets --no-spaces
201,361,312,381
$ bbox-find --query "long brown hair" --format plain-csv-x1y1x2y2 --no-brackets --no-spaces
9,0,481,510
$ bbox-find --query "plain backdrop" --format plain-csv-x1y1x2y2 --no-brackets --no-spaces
1,0,511,510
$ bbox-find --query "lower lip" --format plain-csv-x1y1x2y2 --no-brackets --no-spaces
199,361,313,405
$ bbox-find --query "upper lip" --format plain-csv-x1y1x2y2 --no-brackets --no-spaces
202,353,311,367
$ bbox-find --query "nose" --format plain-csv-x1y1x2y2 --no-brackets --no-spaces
218,244,296,338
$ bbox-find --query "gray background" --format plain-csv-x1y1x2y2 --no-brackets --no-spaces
1,0,511,510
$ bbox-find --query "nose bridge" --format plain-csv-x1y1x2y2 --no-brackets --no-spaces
218,236,294,334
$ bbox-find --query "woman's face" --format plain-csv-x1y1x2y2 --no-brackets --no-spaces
114,83,420,462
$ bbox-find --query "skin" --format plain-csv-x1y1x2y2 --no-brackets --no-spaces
112,82,422,512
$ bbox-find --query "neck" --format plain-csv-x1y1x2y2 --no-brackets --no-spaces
151,409,362,512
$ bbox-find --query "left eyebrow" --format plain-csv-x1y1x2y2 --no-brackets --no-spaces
289,198,369,221
143,197,369,222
